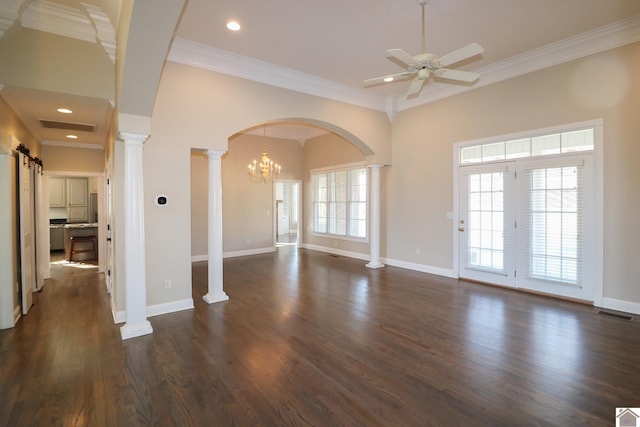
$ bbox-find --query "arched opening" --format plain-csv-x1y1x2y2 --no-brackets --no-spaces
189,118,376,304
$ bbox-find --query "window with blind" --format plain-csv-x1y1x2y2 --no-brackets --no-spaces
457,121,599,301
525,165,582,284
312,165,367,239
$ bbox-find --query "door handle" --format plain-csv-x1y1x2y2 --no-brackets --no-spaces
458,227,465,232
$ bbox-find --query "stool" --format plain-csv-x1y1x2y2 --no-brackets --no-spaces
68,235,97,262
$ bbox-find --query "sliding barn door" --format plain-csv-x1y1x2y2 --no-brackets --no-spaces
18,152,36,315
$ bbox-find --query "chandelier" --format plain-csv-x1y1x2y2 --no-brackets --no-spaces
248,126,282,183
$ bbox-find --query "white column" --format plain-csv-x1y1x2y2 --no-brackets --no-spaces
366,164,385,269
203,149,229,304
119,132,153,340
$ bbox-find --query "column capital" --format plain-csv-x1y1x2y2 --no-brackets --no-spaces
367,164,385,170
206,149,227,159
118,131,149,144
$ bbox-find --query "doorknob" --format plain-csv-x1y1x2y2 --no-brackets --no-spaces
458,226,465,232
458,219,464,232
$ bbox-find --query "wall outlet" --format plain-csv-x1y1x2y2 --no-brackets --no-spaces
164,279,171,289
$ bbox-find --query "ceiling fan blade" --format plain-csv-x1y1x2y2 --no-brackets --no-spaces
363,71,414,86
386,48,421,68
437,42,484,67
434,68,480,83
407,77,425,98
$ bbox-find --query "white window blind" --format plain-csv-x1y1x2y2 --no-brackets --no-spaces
523,162,583,285
466,170,509,273
312,166,367,239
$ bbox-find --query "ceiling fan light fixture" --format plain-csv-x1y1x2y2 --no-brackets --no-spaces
363,0,483,98
226,20,241,31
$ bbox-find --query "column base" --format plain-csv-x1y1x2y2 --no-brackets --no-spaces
366,262,385,269
203,292,229,305
120,320,153,340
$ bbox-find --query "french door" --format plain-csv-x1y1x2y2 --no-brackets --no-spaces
458,154,595,301
459,163,515,287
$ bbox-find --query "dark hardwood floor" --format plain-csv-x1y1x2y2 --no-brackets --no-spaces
1,247,639,426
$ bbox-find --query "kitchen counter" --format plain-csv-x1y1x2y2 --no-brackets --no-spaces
64,222,99,229
63,223,98,261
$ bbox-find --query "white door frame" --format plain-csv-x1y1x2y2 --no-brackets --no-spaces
43,171,107,277
452,119,604,305
17,150,35,315
273,179,302,246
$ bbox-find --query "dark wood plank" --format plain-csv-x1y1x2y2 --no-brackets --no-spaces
1,247,639,426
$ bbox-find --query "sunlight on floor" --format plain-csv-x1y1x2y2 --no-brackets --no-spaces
276,242,297,247
51,260,97,269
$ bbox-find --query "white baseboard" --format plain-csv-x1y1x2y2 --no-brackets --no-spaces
601,297,640,315
300,243,369,261
13,305,21,325
112,298,195,324
300,244,455,279
223,247,276,259
192,247,278,262
382,257,456,279
147,298,194,318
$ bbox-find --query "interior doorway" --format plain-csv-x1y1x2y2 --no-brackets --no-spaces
275,180,301,247
43,172,107,281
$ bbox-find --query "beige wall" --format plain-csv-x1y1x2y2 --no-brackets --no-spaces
0,95,40,328
191,131,369,261
136,61,392,312
152,62,391,163
302,133,368,254
127,41,640,317
387,42,640,305
0,28,113,100
40,145,105,173
191,133,304,258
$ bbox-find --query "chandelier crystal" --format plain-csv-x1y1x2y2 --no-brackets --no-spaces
248,150,281,183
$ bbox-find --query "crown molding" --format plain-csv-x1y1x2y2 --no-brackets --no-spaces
41,140,104,150
167,38,387,112
21,0,95,43
0,0,25,37
82,3,116,63
397,14,640,111
169,16,640,115
15,0,116,63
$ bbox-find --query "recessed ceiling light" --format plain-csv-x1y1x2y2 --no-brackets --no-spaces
226,20,241,31
66,134,78,139
57,108,72,114
384,77,394,82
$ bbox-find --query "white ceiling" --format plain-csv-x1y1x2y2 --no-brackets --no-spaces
2,0,640,147
176,0,640,98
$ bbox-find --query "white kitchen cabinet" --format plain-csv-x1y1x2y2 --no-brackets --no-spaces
66,178,89,223
48,177,66,207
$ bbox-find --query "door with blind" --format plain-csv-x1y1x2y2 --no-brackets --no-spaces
459,163,516,287
514,156,595,300
459,155,595,301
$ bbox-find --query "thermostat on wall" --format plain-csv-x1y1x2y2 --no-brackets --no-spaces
155,195,168,206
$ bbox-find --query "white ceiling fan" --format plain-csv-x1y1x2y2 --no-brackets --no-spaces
364,0,484,98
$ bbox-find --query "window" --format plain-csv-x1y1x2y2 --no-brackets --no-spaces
524,164,582,285
312,165,367,239
457,120,600,302
460,128,594,164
